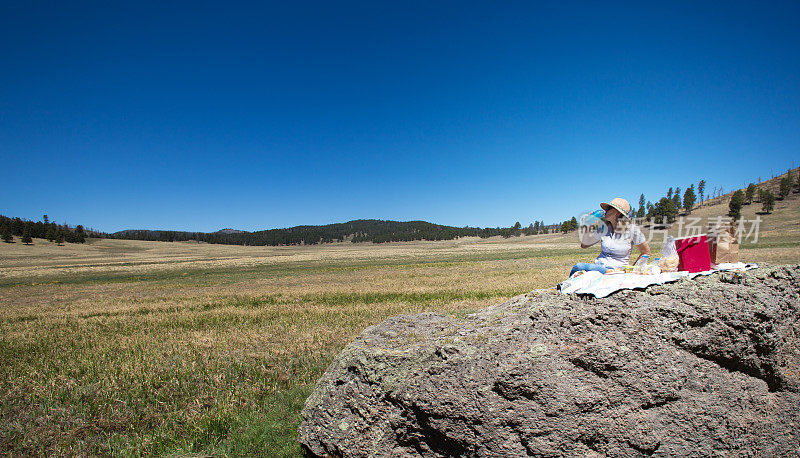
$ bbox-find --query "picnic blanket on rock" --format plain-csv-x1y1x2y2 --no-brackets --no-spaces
558,262,758,298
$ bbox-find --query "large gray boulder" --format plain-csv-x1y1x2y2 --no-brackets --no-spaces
299,265,800,457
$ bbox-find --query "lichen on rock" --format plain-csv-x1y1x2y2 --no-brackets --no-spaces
299,265,800,457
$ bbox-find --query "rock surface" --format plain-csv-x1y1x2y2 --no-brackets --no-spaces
299,265,800,457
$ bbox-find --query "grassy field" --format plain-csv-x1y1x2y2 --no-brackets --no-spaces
1,194,798,456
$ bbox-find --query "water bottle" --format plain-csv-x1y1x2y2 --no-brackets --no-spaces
578,209,605,245
580,209,605,227
647,258,662,275
633,254,650,274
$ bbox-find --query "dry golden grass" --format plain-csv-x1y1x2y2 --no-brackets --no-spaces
1,235,579,456
1,196,797,456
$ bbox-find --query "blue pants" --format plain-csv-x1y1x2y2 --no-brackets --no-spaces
570,262,609,277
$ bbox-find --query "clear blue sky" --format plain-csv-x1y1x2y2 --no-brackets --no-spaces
2,1,798,232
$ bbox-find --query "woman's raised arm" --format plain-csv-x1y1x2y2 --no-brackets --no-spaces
579,226,602,248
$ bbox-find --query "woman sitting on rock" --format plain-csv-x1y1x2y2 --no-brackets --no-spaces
569,197,651,276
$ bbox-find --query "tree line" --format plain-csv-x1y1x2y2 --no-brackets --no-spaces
109,219,561,246
0,214,99,245
726,167,799,219
637,183,699,225
1,214,568,246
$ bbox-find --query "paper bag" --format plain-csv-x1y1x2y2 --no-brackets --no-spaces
707,220,739,264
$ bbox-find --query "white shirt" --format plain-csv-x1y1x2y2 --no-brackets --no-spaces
591,221,646,268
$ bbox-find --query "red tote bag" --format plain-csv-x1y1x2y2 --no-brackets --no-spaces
674,235,712,273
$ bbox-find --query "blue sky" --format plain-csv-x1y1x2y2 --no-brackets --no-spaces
2,1,798,232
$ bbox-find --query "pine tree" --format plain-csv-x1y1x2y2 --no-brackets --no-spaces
673,187,682,212
652,198,677,224
1,225,13,243
728,190,745,220
779,177,790,199
56,231,65,246
683,185,696,213
745,183,757,204
761,189,775,213
22,226,32,245
637,194,645,218
698,180,706,205
664,198,678,223
75,225,86,243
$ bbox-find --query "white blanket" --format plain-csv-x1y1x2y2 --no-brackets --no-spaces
558,262,759,298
